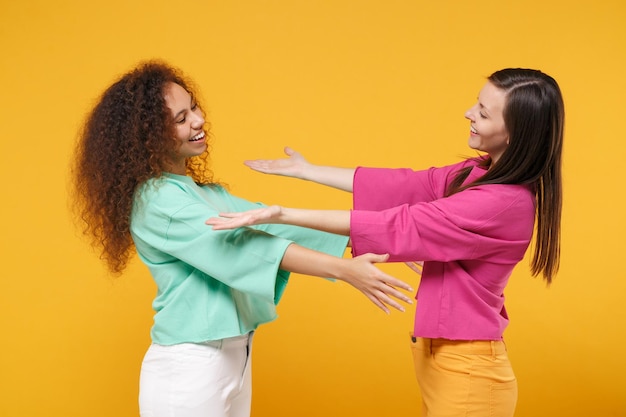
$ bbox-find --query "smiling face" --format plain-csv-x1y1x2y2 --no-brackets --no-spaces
464,81,510,164
163,82,207,173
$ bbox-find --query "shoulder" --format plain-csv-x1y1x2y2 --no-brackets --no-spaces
139,176,226,200
419,157,485,178
427,157,486,188
134,176,228,217
355,158,482,184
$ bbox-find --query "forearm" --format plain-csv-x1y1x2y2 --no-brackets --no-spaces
278,207,351,235
279,243,414,314
279,243,348,280
206,205,351,233
301,165,355,192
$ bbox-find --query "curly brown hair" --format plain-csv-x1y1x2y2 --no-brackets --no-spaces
71,61,216,275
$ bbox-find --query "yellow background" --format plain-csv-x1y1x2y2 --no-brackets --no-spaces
1,1,624,416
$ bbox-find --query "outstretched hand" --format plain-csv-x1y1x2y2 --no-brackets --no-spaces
206,205,282,230
244,147,309,179
343,253,414,314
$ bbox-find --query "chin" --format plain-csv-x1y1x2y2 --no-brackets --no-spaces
468,140,480,151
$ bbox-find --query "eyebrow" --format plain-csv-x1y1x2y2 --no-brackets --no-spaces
173,108,187,120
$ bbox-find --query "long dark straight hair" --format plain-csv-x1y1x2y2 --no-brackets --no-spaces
446,69,564,284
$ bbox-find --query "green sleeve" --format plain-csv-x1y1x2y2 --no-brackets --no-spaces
213,187,349,302
132,184,293,304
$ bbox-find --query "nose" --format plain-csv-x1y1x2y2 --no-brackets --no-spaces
464,105,476,121
190,112,205,129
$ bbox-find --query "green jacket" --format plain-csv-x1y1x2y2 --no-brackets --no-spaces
130,173,348,345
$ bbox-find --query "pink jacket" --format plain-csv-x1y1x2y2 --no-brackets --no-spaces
350,159,535,340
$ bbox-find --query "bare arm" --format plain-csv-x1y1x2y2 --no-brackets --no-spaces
206,205,350,235
280,243,412,314
245,147,355,192
207,210,427,283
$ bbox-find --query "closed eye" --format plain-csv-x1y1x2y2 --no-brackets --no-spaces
176,102,199,123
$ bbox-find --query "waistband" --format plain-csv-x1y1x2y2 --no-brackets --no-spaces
200,332,252,349
152,332,253,350
410,335,507,355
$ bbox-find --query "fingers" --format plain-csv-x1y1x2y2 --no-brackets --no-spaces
374,274,413,307
209,212,240,220
357,274,414,313
243,160,272,173
205,213,241,225
404,261,424,275
206,206,279,229
362,253,390,263
366,287,409,314
367,295,391,315
383,276,413,293
205,218,243,230
382,281,414,303
378,294,405,313
351,253,414,313
205,212,251,230
357,253,413,292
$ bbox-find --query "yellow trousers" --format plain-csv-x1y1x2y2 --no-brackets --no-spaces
410,335,518,417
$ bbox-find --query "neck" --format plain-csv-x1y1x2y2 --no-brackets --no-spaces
164,159,187,175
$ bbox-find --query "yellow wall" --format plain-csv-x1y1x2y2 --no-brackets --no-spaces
1,1,624,416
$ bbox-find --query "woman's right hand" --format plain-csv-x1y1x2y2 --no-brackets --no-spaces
244,147,310,179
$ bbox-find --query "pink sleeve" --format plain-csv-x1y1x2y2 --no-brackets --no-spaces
350,185,535,263
353,161,473,211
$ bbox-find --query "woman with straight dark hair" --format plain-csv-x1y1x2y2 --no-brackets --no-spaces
71,61,412,417
207,68,565,416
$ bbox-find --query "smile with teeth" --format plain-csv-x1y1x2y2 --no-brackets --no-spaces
470,126,478,134
190,132,205,142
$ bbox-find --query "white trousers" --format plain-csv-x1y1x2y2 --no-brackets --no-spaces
139,333,254,417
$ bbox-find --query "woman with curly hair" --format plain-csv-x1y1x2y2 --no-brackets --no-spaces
207,68,565,417
71,61,412,417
